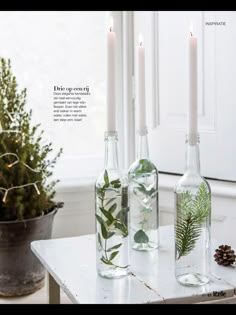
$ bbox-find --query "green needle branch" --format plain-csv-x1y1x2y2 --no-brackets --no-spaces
175,182,210,260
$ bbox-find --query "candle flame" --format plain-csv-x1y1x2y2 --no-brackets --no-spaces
139,33,143,46
190,22,193,36
109,17,114,32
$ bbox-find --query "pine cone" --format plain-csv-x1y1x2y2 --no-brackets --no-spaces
214,245,236,266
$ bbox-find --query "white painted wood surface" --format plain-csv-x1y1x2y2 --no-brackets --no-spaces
31,225,236,304
31,236,160,304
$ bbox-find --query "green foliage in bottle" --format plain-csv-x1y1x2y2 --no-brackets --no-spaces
96,170,129,269
175,182,210,259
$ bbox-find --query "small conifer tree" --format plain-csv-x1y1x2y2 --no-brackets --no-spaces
0,58,62,221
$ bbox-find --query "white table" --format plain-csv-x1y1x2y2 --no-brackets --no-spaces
31,225,236,304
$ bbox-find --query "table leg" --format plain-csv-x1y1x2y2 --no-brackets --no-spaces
49,273,60,304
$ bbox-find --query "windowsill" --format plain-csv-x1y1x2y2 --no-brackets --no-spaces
56,177,96,193
159,173,236,199
56,173,236,199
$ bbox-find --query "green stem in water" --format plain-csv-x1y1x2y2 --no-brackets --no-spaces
97,173,129,269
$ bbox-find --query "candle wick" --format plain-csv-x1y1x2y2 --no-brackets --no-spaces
190,31,193,37
110,27,112,32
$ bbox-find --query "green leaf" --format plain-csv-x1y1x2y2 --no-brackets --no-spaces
138,219,148,225
95,214,105,226
107,231,115,239
149,188,158,198
114,222,128,237
104,197,117,207
136,183,158,198
101,256,113,265
108,203,117,213
101,222,108,239
136,183,147,194
140,207,152,214
109,251,119,261
110,179,121,185
135,159,155,174
113,183,121,188
140,159,154,173
97,232,102,248
110,179,121,189
104,169,109,187
134,230,149,243
100,207,114,223
107,243,122,252
116,207,129,224
96,215,108,239
96,188,103,196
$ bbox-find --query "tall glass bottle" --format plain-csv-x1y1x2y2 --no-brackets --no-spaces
95,131,129,278
174,134,211,286
128,127,159,251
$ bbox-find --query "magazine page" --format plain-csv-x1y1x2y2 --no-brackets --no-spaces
0,10,235,304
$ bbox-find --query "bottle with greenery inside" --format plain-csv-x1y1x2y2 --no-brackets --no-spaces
95,131,129,279
128,127,159,251
174,133,211,286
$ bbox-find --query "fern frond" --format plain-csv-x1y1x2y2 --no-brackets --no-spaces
192,182,211,224
175,182,210,259
175,213,202,259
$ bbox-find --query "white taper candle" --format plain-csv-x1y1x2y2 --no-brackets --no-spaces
138,34,146,133
188,24,198,144
107,17,116,132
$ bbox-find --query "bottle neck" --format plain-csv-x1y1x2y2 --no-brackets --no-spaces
185,134,200,175
104,131,119,170
137,129,149,160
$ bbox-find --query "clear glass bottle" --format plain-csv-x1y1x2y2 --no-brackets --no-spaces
128,128,159,251
174,134,211,286
95,131,129,278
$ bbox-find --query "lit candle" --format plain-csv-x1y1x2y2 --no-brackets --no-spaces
107,17,116,132
138,34,146,132
188,23,198,143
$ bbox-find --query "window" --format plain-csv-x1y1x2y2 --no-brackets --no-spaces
134,11,236,181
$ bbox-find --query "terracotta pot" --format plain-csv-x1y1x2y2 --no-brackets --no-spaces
0,209,57,297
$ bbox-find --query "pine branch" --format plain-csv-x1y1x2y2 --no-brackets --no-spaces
175,182,210,259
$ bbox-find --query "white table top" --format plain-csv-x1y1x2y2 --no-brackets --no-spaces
31,225,236,304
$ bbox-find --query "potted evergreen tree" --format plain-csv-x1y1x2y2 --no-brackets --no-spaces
0,58,63,296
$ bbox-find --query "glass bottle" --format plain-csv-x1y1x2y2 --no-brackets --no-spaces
95,131,129,278
174,134,211,286
128,127,159,251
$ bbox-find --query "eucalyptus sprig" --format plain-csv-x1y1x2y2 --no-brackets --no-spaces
175,182,210,260
96,170,129,269
133,175,158,244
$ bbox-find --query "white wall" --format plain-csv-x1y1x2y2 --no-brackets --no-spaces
0,11,108,179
